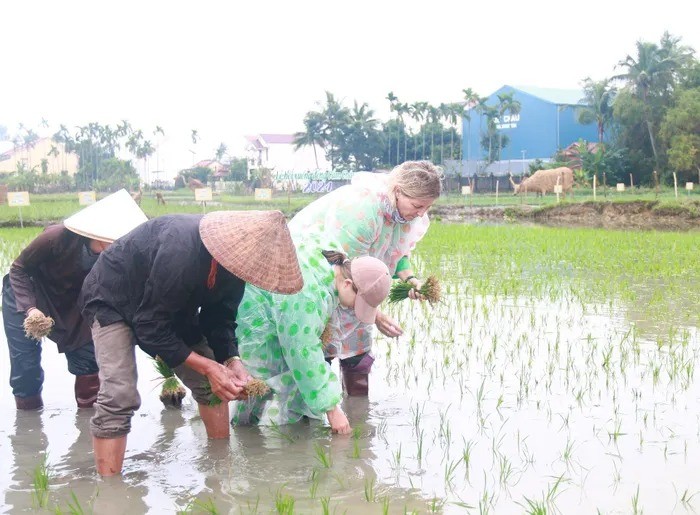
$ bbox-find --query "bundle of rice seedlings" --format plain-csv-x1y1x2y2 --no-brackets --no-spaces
153,356,186,408
244,378,270,397
203,377,270,405
23,312,54,340
388,275,442,305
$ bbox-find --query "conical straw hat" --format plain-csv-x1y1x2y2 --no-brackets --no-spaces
63,189,148,243
199,210,303,294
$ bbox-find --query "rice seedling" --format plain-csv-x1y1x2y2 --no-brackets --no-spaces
23,311,54,340
53,491,88,515
351,427,361,459
313,443,332,468
381,496,390,514
273,486,295,515
319,496,330,515
177,498,219,514
364,477,376,502
388,275,442,305
153,356,187,407
308,468,320,498
31,455,50,509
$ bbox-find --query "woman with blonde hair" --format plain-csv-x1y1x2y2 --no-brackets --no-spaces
287,160,443,395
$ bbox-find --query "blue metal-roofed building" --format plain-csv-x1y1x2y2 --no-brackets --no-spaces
461,85,599,167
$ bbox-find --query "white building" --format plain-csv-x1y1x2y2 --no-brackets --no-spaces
244,133,330,180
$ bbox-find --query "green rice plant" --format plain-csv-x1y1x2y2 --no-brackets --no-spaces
53,491,87,515
274,486,295,515
319,496,330,515
388,275,442,305
177,497,219,514
313,442,332,468
381,496,390,514
351,427,361,459
364,477,376,502
308,468,320,498
267,421,297,443
31,455,50,509
631,485,642,515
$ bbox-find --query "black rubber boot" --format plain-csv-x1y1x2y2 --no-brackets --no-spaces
15,394,43,410
75,373,100,408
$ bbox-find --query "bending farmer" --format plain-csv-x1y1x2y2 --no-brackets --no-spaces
2,189,146,410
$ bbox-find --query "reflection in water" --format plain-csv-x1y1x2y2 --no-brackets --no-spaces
1,225,700,513
5,410,48,512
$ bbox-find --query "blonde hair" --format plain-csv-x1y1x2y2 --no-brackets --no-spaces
387,161,443,208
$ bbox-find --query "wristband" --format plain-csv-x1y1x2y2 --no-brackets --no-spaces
223,356,241,366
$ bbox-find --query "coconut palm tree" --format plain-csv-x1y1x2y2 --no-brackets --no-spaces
294,111,326,169
410,102,427,159
462,88,481,164
386,91,400,165
613,34,693,169
495,92,521,161
577,78,617,144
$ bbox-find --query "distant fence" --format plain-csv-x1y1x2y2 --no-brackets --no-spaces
446,174,516,194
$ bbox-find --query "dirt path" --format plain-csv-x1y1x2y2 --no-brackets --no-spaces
432,200,700,231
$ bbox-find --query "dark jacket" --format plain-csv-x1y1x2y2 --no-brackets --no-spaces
6,224,97,353
79,214,245,368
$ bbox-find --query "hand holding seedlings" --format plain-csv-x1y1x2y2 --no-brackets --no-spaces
23,308,54,340
389,275,442,305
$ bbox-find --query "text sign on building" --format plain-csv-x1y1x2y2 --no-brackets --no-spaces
686,182,694,191
195,187,213,202
254,188,272,201
78,191,96,205
7,191,30,207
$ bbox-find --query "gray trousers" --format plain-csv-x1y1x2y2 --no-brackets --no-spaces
90,320,215,439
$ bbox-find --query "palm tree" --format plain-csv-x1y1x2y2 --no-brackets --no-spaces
577,78,617,144
462,88,481,164
396,102,412,163
294,111,326,169
386,92,399,165
495,92,521,161
410,102,426,159
613,34,693,169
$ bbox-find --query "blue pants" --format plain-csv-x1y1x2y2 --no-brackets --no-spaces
2,277,98,399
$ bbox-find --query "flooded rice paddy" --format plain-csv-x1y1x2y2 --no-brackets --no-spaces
0,224,699,514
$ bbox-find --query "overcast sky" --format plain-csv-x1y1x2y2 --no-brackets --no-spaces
1,0,698,179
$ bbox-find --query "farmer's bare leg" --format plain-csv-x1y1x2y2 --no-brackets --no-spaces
173,340,230,439
90,321,140,476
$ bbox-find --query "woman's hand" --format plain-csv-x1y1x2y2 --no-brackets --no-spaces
407,277,425,301
225,358,252,400
374,310,403,338
327,405,351,434
204,362,246,402
26,307,44,318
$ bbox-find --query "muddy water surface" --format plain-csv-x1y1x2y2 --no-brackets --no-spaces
1,226,699,514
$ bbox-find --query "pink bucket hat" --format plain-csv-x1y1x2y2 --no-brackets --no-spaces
350,256,392,324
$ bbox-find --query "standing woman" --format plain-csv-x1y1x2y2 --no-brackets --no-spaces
288,160,443,395
2,189,147,410
232,248,391,433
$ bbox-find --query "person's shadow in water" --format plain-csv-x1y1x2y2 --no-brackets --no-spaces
5,410,48,512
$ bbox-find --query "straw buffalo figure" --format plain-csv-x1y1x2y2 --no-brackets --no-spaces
509,167,574,197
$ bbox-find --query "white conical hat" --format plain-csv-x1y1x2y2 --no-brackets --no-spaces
63,189,148,242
